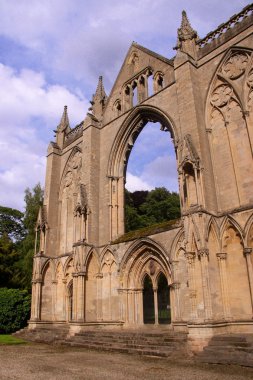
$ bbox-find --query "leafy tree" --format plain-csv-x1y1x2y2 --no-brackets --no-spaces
0,288,31,333
17,184,44,290
0,206,25,241
140,187,181,223
0,234,21,288
125,187,180,232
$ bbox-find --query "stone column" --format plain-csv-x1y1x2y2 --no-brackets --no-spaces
198,248,213,320
216,252,231,319
62,279,67,321
72,273,78,321
154,287,158,325
51,280,57,321
76,273,86,322
244,248,253,315
171,282,181,321
171,260,181,321
32,279,42,321
185,252,198,320
96,273,103,321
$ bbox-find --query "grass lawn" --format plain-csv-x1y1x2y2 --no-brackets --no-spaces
0,335,27,345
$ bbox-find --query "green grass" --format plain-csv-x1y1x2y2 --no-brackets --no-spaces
0,335,27,345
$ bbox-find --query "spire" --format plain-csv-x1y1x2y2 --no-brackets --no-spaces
55,105,71,148
58,105,70,133
175,10,198,57
89,76,107,121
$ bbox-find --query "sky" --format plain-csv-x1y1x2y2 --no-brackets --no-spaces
0,0,250,210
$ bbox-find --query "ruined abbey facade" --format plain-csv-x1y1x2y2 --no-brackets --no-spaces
30,5,253,348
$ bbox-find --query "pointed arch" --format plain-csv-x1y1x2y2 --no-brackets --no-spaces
59,145,82,198
108,105,178,178
206,47,253,211
206,217,220,244
120,237,170,273
220,215,244,245
244,213,253,248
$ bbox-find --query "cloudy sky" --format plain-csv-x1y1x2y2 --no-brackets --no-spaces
0,0,249,210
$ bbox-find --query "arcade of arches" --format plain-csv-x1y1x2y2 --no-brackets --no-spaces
30,6,253,349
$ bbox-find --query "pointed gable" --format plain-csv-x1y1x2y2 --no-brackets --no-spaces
102,42,175,125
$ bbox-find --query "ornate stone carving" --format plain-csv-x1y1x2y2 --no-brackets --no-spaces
185,252,196,265
223,53,249,79
64,171,73,188
198,248,209,258
149,259,156,275
216,252,227,260
243,247,252,256
211,85,233,108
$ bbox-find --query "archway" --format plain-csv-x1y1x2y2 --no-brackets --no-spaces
108,105,180,240
143,274,155,324
157,273,171,324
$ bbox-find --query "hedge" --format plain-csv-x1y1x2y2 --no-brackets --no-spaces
0,288,31,333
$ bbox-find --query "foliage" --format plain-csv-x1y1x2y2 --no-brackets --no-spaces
125,187,181,232
0,288,31,334
0,183,43,290
0,206,25,241
0,234,21,288
16,184,44,290
0,335,27,345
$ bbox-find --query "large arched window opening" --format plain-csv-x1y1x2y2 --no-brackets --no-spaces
125,120,180,233
108,107,180,240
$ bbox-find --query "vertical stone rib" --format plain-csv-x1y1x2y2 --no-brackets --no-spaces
216,252,231,319
198,248,213,320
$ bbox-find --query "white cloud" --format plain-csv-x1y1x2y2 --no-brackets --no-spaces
141,155,179,192
0,63,88,210
0,0,249,208
126,173,152,192
0,1,249,89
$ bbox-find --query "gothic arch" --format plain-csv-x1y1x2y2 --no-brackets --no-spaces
220,216,244,246
206,47,253,210
120,237,170,273
108,105,178,178
59,146,82,199
40,258,51,278
84,247,100,271
120,238,171,289
244,213,253,246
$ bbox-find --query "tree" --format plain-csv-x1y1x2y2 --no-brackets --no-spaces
17,184,44,290
140,187,181,223
125,187,181,232
0,206,25,241
0,233,21,288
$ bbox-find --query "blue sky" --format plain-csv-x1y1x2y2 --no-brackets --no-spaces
0,0,249,209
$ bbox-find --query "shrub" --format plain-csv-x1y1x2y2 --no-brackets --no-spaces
0,288,31,333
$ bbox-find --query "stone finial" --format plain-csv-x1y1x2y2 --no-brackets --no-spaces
58,105,70,133
175,10,198,58
178,11,197,42
89,76,108,121
55,105,71,148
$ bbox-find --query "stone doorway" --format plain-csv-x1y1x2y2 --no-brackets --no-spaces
143,274,155,324
158,273,171,324
142,272,171,325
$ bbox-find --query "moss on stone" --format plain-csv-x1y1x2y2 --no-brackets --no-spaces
112,218,180,244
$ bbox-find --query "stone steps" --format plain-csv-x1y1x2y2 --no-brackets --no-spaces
13,325,70,344
65,330,189,358
196,334,253,367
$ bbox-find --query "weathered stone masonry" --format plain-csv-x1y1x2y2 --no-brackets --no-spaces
30,4,253,349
